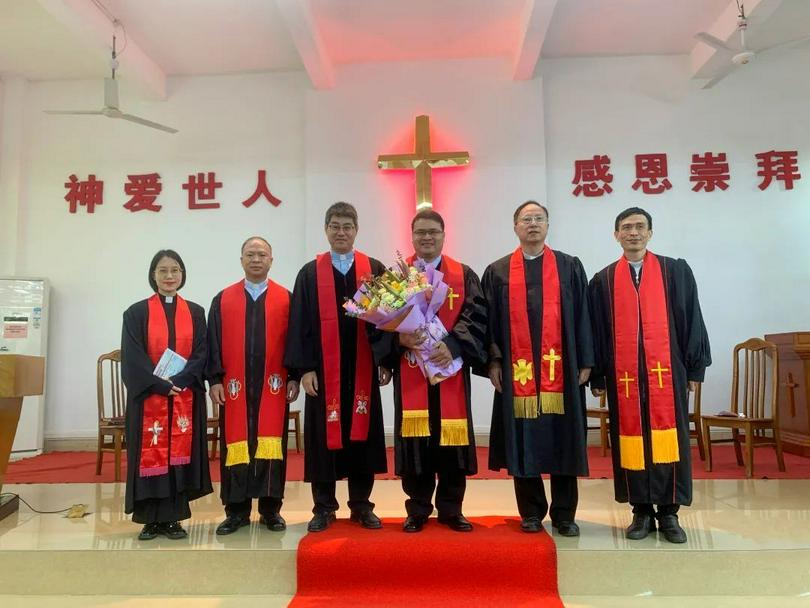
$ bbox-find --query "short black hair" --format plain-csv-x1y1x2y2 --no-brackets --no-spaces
241,236,272,253
513,200,549,225
148,249,186,293
614,207,653,231
324,201,358,227
411,209,445,231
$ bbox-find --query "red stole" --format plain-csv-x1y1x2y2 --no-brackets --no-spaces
399,255,469,446
140,294,194,477
613,252,679,471
316,251,373,450
508,246,564,418
220,279,289,467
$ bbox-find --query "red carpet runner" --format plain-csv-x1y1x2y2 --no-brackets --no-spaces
289,516,563,608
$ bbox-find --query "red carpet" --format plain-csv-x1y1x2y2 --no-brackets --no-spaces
289,516,562,608
5,446,809,484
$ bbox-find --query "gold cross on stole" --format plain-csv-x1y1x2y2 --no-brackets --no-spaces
542,348,562,382
619,371,635,398
377,115,470,211
650,361,669,389
447,287,460,310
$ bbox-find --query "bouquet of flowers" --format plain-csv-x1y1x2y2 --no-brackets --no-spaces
344,253,462,384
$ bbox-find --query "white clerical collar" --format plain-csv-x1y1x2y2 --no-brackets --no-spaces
164,295,174,303
331,250,354,261
522,249,544,261
245,279,267,289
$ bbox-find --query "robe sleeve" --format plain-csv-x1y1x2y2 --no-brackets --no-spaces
474,263,501,378
170,303,207,390
571,257,596,371
121,304,173,400
284,265,318,375
587,273,608,391
674,259,712,382
443,265,488,367
205,292,224,386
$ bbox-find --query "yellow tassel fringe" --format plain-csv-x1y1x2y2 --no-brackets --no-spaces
619,435,645,471
440,419,469,446
513,396,539,419
401,410,430,437
225,440,249,467
540,391,564,415
256,436,283,461
651,428,680,464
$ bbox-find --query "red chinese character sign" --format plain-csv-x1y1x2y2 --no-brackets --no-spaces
64,174,104,214
632,153,672,194
572,155,613,197
242,170,281,207
690,153,729,192
756,150,801,190
183,172,222,210
124,173,163,212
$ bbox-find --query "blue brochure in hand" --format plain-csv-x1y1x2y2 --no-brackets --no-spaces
153,349,188,380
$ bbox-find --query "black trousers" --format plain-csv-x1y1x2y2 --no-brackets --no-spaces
401,470,466,518
311,474,374,515
225,497,283,519
513,475,578,522
631,503,680,517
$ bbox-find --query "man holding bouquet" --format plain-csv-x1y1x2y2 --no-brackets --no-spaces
481,201,594,536
285,202,392,533
374,210,487,533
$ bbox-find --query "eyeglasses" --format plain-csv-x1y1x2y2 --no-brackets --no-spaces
156,267,183,277
517,216,548,226
618,223,649,233
327,223,356,234
413,229,444,238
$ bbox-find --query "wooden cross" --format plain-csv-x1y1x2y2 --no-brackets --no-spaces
650,361,669,389
619,371,635,398
447,287,460,311
542,348,562,382
377,115,470,211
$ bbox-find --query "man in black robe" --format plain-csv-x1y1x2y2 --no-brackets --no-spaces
207,237,300,535
285,201,393,532
372,210,487,533
480,201,594,536
122,249,212,540
589,207,711,544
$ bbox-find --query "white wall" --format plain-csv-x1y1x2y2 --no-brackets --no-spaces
3,50,808,440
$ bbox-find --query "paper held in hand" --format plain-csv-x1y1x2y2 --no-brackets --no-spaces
153,349,187,380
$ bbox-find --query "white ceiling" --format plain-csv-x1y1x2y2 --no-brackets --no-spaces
0,0,808,86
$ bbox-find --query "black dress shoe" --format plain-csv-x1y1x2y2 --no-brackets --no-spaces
657,514,687,544
159,521,188,540
403,515,427,533
552,520,580,537
216,515,250,536
437,514,473,532
138,523,160,541
259,512,287,531
520,516,544,533
350,510,383,529
626,513,656,540
307,511,336,533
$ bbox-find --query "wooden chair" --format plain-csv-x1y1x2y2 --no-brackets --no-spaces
586,393,610,456
207,398,220,460
96,349,126,482
288,409,302,453
701,338,786,478
689,382,705,461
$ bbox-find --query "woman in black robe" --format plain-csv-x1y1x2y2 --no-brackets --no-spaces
121,249,212,540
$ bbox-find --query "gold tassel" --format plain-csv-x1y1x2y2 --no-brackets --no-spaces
540,391,564,415
619,435,645,471
256,436,283,461
440,419,469,446
651,428,680,464
513,395,539,419
401,410,430,437
225,440,249,467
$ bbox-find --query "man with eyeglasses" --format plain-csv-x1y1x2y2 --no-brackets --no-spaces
588,207,711,544
207,236,300,535
373,209,487,533
480,201,594,536
285,202,393,533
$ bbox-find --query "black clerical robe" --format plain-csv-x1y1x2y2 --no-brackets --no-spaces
207,286,297,506
284,257,390,483
121,297,213,524
481,250,594,478
372,260,488,477
589,255,711,506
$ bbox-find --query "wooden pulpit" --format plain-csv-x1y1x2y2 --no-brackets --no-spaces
0,355,45,521
765,332,810,457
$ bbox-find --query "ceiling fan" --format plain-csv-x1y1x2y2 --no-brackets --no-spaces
45,35,178,134
695,0,810,89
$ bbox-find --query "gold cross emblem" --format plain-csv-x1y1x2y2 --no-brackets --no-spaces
447,287,459,311
542,348,562,382
650,361,669,389
619,371,635,398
